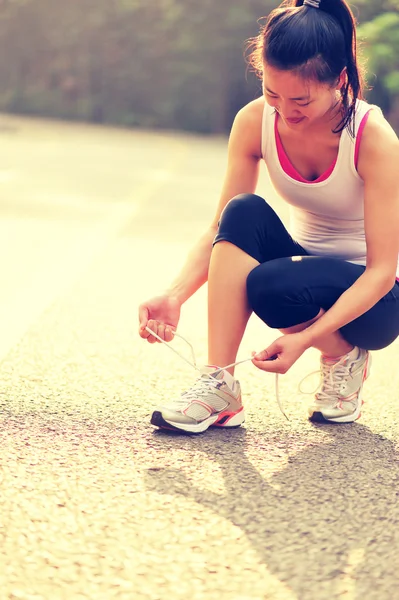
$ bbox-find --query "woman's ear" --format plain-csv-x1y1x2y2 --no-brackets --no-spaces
336,67,347,91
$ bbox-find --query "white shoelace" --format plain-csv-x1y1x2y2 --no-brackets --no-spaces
144,326,289,421
181,377,221,402
164,376,222,410
298,355,352,403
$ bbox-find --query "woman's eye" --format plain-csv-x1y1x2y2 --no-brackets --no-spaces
296,101,311,107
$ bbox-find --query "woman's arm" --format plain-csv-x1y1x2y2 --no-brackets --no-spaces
166,98,264,304
299,112,399,349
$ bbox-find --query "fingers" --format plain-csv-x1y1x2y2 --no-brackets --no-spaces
164,326,174,343
251,348,284,373
140,320,175,344
138,305,149,338
252,349,269,361
145,320,160,344
252,355,286,374
157,323,166,342
138,305,169,343
251,348,279,362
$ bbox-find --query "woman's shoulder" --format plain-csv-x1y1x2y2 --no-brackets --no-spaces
230,97,265,159
359,101,398,145
357,102,398,180
234,96,265,129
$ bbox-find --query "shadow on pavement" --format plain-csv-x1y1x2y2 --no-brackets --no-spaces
144,424,399,599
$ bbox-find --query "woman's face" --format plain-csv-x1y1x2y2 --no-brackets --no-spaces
262,64,342,130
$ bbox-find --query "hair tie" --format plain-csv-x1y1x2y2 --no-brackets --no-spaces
304,0,321,7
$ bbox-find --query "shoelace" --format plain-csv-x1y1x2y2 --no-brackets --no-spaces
163,376,222,410
298,355,351,402
181,376,222,402
144,326,289,421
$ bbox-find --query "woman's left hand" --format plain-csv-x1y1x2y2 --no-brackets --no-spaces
251,333,310,374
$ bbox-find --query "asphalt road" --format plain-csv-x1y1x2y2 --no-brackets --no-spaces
0,115,398,600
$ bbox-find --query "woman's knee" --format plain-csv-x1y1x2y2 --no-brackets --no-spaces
214,194,272,262
218,193,267,228
341,318,399,351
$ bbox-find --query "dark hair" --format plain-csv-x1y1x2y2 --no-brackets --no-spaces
247,0,366,135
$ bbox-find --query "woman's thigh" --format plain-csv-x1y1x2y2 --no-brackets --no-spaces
246,255,399,350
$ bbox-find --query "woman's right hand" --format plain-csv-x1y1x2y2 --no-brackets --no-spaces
138,295,182,343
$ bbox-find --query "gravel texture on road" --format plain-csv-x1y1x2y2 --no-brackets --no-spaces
0,116,398,600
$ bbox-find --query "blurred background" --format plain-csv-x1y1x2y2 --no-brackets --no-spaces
0,0,398,134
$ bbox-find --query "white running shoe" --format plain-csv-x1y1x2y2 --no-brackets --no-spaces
307,347,371,423
151,366,245,433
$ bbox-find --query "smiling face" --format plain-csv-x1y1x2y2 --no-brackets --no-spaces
262,65,344,130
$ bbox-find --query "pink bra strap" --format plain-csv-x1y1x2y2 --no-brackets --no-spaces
354,110,372,169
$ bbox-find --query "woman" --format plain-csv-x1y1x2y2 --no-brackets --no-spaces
138,0,399,433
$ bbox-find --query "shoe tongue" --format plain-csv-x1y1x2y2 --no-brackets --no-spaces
322,346,359,366
200,365,236,389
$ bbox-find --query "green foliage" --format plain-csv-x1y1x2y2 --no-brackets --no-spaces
0,0,397,133
358,11,399,125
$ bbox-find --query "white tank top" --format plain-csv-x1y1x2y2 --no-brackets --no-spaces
261,99,399,278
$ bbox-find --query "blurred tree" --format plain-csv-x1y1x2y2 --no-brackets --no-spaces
0,0,396,132
358,7,399,129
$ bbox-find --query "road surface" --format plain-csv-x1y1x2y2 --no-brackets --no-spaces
0,115,398,600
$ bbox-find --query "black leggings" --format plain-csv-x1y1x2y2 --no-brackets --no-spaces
213,194,399,351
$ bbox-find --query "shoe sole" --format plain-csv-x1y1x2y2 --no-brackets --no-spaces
308,410,363,424
308,353,371,424
151,407,245,434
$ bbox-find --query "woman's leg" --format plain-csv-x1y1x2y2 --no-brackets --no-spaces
207,242,258,375
151,193,308,432
208,194,308,375
246,255,399,351
246,256,399,422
